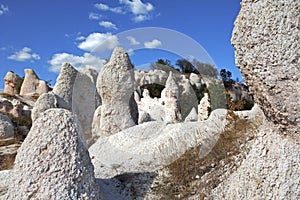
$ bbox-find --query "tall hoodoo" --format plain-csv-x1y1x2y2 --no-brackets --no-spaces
96,47,137,136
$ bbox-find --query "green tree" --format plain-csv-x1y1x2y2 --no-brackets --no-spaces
175,59,198,74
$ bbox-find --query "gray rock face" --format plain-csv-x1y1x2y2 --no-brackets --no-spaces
19,69,50,96
134,69,168,88
96,47,137,136
232,0,300,135
31,92,57,121
0,114,14,139
184,107,198,122
52,63,79,110
72,72,99,144
3,71,21,95
6,109,102,200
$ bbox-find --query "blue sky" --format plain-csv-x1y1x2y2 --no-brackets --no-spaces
0,0,242,90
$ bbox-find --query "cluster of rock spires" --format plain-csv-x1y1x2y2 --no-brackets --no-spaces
0,0,299,198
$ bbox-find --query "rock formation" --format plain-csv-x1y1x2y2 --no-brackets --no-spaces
3,71,21,95
31,92,57,121
177,75,199,119
96,47,137,136
134,69,168,88
52,63,79,110
189,73,202,90
0,97,23,118
198,93,211,121
162,72,182,123
232,0,300,135
0,114,14,139
6,109,102,199
19,69,50,96
184,107,198,122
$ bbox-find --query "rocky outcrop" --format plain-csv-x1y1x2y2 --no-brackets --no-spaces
31,92,57,121
52,63,79,110
189,73,202,90
0,97,23,118
232,0,300,135
3,71,21,95
96,47,137,136
162,72,182,123
19,69,50,96
198,93,211,121
6,109,102,199
134,69,168,88
0,114,14,139
89,108,229,179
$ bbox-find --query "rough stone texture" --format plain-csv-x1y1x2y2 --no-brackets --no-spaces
198,93,211,121
19,69,50,96
3,71,21,95
162,72,182,123
138,110,152,124
89,108,228,179
31,92,57,121
232,0,300,135
0,114,14,139
211,122,300,199
0,97,23,118
96,47,137,136
184,107,198,122
6,109,102,200
134,69,168,88
52,63,79,110
82,67,98,85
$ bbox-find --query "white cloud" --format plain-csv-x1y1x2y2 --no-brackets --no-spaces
78,32,119,52
0,4,9,16
48,52,104,73
127,48,134,56
144,39,162,49
120,0,153,15
76,35,86,41
119,0,154,22
126,36,140,45
99,21,118,30
8,47,41,62
89,12,102,20
95,3,124,14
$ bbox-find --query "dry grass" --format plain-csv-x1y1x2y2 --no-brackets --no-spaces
151,111,260,199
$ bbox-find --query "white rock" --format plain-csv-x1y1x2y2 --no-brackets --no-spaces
96,47,137,137
89,109,228,178
19,69,50,96
6,109,102,199
198,93,211,121
0,114,14,139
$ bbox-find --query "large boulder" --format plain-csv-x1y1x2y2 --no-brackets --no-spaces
89,108,229,178
19,69,50,96
0,114,14,139
96,47,137,136
3,71,21,95
6,109,102,199
232,0,300,135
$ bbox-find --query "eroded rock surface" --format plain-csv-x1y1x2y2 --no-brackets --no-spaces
232,0,300,135
96,47,137,136
0,114,14,139
6,109,102,200
19,69,50,96
3,72,21,95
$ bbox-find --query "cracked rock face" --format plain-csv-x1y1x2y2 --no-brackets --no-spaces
6,109,102,200
232,0,300,135
96,47,137,136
